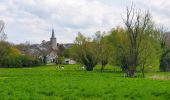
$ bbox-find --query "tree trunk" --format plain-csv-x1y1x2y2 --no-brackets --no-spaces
43,56,47,65
86,67,93,71
142,65,145,78
127,66,136,77
100,65,105,72
86,65,94,71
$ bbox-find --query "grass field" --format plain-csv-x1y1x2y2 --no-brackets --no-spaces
0,65,170,100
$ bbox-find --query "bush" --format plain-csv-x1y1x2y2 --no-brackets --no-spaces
0,41,43,68
56,56,65,65
20,55,33,67
20,55,42,67
160,52,170,72
0,44,22,67
0,55,42,68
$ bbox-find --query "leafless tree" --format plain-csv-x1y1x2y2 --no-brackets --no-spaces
123,6,153,77
0,20,7,41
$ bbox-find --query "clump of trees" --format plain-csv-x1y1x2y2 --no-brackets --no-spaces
0,21,42,68
71,33,99,71
71,31,111,71
93,31,110,72
0,41,42,68
160,31,170,72
113,7,161,77
71,6,163,77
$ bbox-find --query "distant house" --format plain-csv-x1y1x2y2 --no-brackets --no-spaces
64,58,76,64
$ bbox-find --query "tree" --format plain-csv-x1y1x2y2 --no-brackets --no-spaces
35,41,52,65
58,44,65,56
15,42,32,55
56,56,65,65
106,7,161,77
0,41,24,68
160,31,170,72
121,6,162,77
64,48,71,58
55,44,65,64
71,32,99,71
16,42,42,65
138,28,161,77
0,41,11,67
93,31,110,72
107,27,130,73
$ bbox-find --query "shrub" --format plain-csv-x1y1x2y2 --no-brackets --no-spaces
160,52,170,72
0,41,43,68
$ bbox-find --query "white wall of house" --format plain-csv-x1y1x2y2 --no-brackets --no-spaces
64,58,76,64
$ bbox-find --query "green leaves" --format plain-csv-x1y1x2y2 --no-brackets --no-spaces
71,33,99,71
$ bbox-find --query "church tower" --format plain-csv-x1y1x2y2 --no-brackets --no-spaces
50,28,57,50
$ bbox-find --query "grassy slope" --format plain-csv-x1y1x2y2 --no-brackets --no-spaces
0,65,169,100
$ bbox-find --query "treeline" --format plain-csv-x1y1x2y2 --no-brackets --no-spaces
0,19,44,67
0,41,42,68
70,7,170,77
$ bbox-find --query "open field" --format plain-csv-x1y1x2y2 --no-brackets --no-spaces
0,65,170,100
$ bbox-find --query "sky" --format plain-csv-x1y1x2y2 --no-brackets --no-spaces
0,0,170,44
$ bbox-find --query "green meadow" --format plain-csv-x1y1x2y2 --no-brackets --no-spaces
0,65,170,100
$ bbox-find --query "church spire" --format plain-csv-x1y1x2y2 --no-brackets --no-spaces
50,28,57,50
52,28,55,38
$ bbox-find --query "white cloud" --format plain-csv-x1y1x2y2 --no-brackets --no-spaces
0,0,170,44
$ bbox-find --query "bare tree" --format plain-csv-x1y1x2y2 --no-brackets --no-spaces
123,6,158,77
0,20,7,41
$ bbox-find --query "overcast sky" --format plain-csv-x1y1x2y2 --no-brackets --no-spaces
0,0,170,44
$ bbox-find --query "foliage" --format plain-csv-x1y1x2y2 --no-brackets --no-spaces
0,41,11,64
56,56,65,65
160,32,170,72
19,55,41,67
0,41,42,68
106,24,161,77
0,41,20,67
105,7,162,77
15,42,32,55
106,27,129,67
56,44,66,65
93,31,110,72
57,44,65,57
63,48,71,58
71,33,98,71
160,51,170,72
